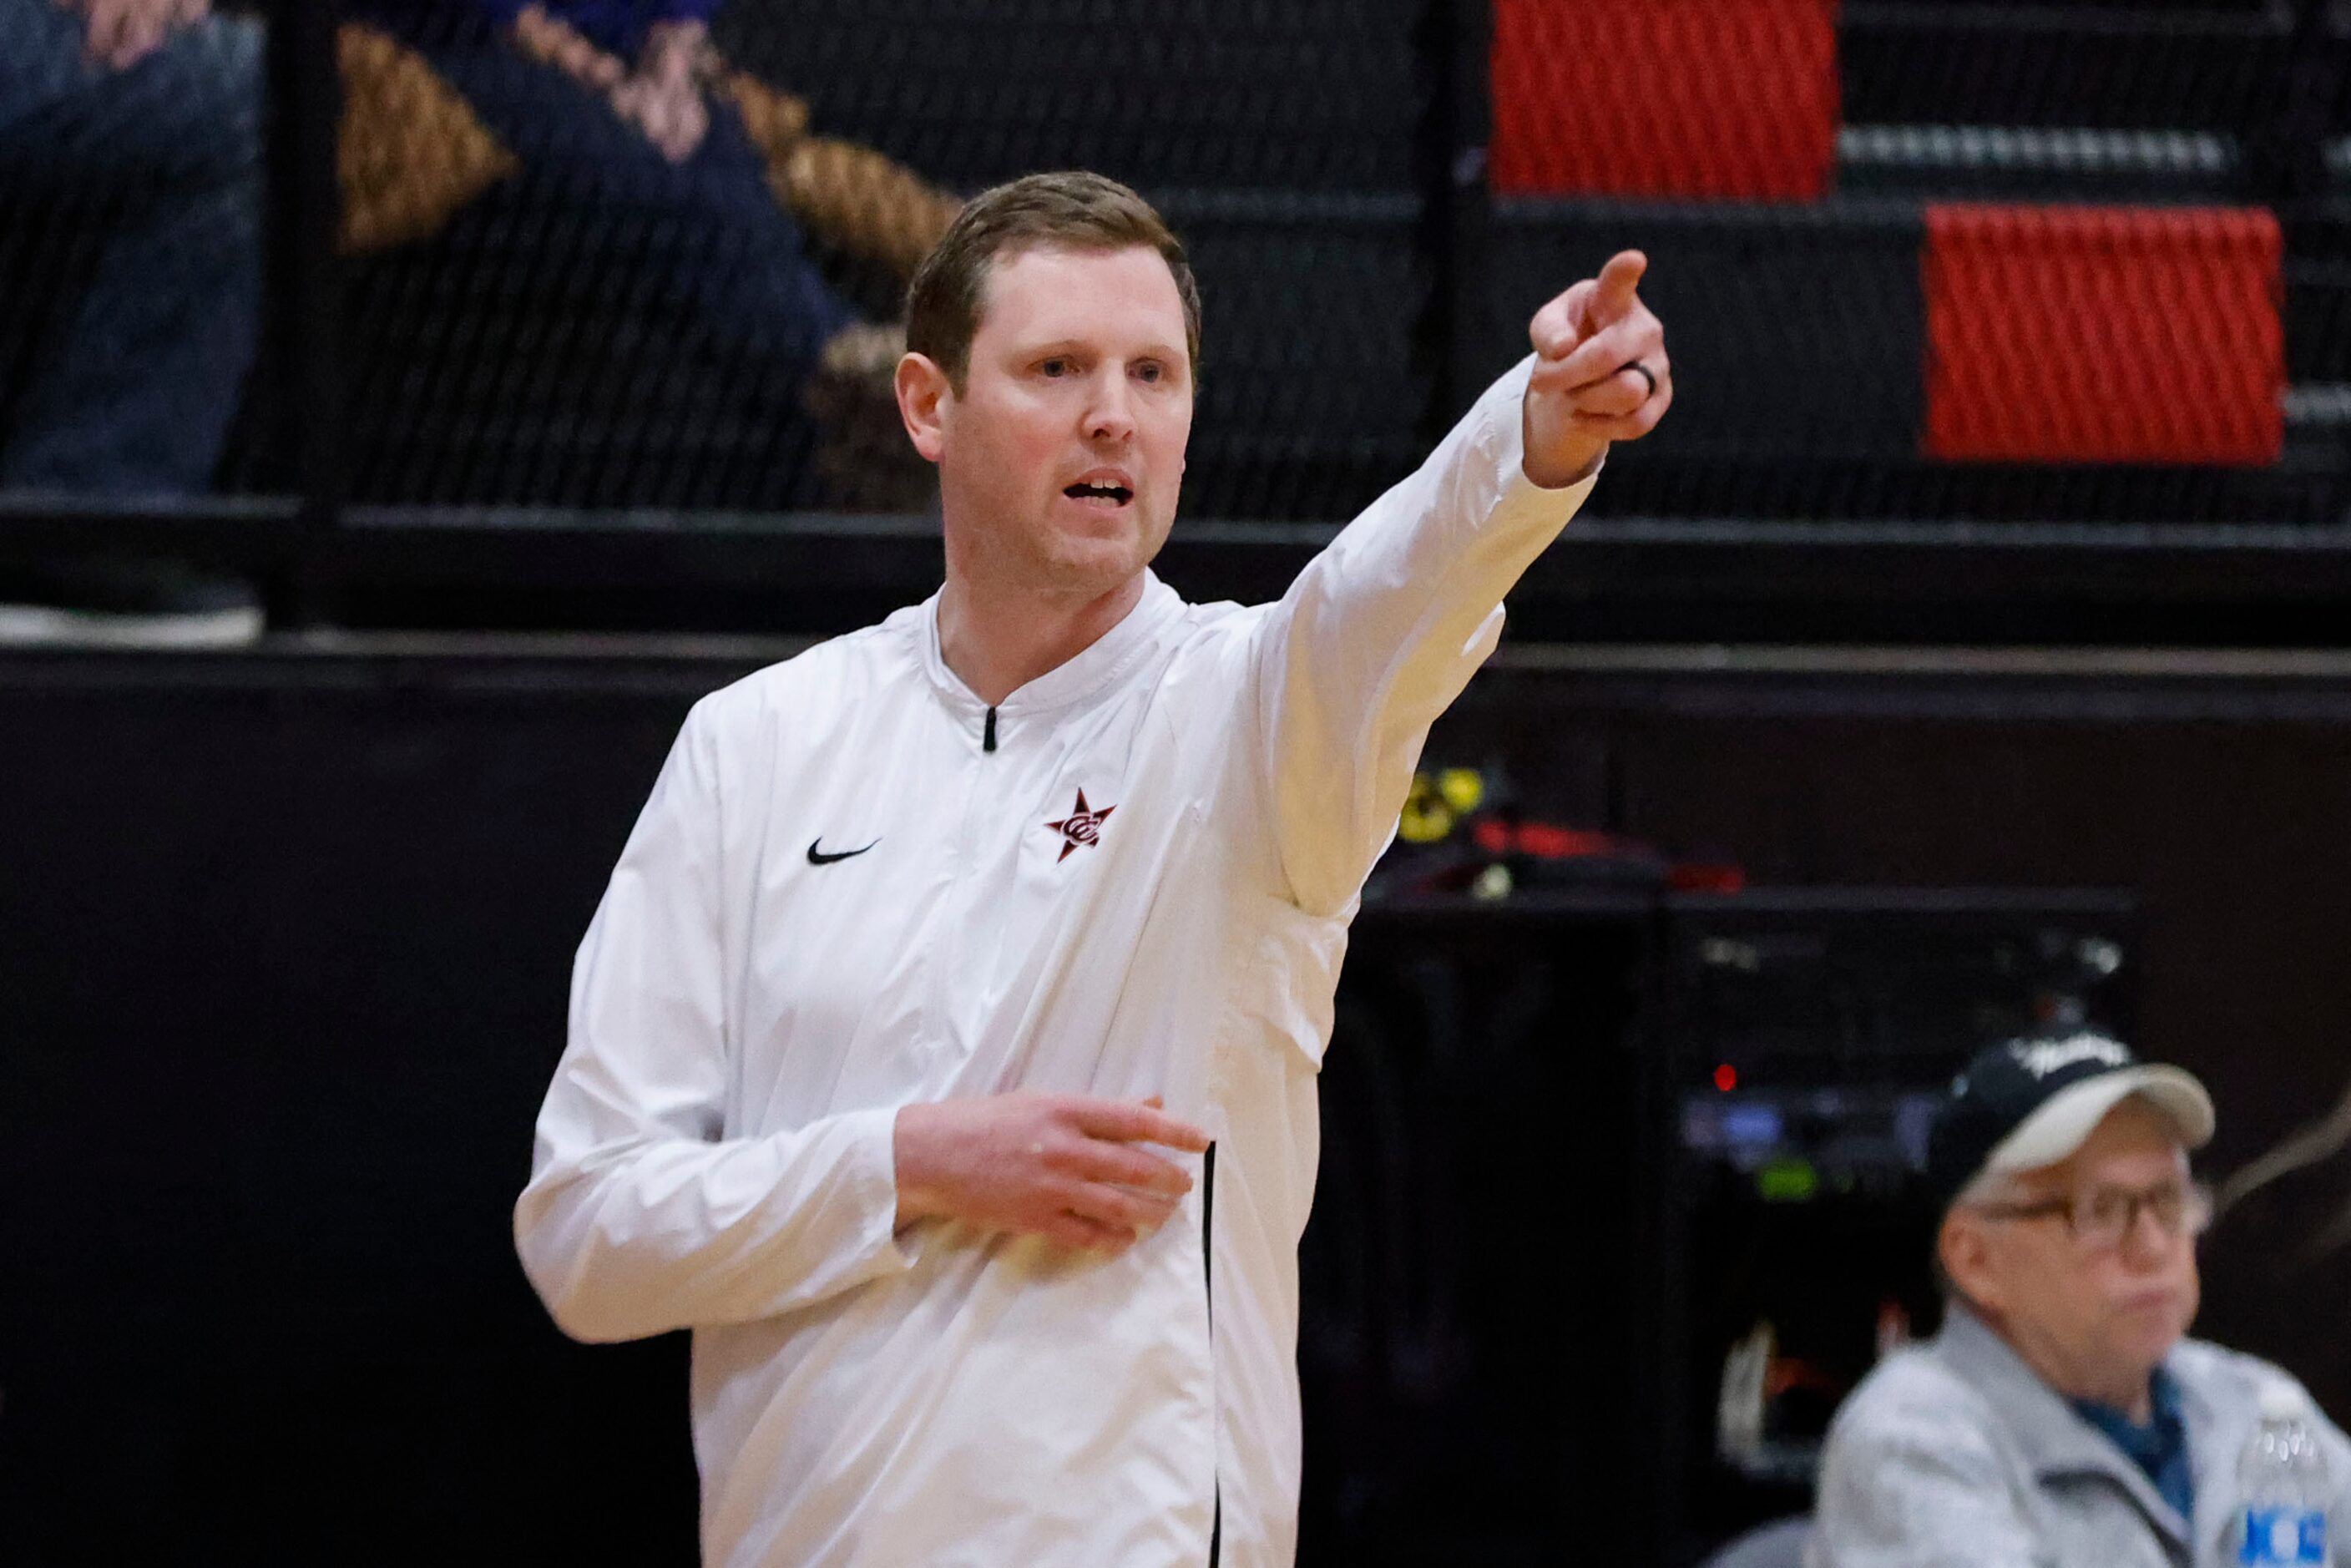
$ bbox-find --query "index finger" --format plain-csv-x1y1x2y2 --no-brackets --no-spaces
1067,1097,1212,1151
1592,250,1648,319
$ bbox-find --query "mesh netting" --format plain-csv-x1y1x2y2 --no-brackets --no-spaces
326,0,1428,518
1483,0,2348,525
0,0,2344,538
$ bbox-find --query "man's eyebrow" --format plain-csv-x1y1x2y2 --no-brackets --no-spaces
1009,336,1187,362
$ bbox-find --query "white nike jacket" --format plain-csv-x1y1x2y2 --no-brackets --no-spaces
514,359,1595,1567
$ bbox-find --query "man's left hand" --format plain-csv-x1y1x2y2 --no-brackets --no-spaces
1521,249,1671,488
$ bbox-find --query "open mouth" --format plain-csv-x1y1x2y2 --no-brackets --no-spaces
1064,479,1134,507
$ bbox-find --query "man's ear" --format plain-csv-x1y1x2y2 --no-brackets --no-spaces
1941,1211,2006,1315
896,352,951,465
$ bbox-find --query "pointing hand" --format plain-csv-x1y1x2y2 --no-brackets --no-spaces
1520,249,1672,488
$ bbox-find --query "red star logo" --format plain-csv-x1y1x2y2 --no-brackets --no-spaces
1044,788,1116,862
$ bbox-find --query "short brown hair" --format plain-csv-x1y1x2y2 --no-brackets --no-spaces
905,170,1201,390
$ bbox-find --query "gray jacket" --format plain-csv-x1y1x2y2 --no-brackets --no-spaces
1810,1304,2351,1568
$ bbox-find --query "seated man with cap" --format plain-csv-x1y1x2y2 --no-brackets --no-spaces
1811,1033,2351,1568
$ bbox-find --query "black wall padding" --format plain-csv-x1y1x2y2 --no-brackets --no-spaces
0,673,705,1566
11,650,2351,1560
1302,916,1651,1565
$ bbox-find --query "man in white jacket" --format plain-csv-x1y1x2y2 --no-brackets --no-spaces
514,169,1671,1567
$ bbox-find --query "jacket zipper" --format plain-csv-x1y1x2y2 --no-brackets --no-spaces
1201,1142,1215,1320
1204,1141,1220,1567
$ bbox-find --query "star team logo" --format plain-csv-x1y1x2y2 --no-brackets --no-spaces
1045,789,1115,862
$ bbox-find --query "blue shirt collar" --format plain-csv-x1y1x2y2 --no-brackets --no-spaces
2071,1366,2197,1528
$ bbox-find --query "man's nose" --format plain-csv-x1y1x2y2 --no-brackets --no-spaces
1085,371,1136,442
2118,1201,2178,1265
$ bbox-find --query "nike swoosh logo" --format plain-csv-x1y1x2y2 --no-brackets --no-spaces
806,838,878,866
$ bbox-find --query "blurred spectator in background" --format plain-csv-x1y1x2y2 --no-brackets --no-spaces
0,0,263,496
344,0,937,503
1812,1034,2351,1568
0,0,267,645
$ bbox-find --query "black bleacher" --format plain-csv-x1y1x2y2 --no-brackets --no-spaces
337,191,827,512
326,0,2343,534
303,0,1438,520
2289,208,2351,387
1481,200,1926,463
5,0,2351,635
1170,190,1430,519
1841,3,2298,136
1467,1,2351,530
714,0,1424,193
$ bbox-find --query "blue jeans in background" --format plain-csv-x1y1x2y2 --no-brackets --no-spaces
417,36,857,386
0,0,265,497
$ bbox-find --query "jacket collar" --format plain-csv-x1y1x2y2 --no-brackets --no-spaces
1935,1302,2193,1549
917,570,1181,726
2178,1346,2257,1565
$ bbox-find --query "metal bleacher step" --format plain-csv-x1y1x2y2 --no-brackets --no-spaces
1836,124,2242,201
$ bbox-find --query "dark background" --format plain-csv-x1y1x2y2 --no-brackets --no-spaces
5,642,2348,1565
6,0,2351,1560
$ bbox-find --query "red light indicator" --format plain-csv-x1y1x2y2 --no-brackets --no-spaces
1713,1064,1738,1093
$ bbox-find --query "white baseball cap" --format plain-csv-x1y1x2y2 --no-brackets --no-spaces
1930,1033,2215,1206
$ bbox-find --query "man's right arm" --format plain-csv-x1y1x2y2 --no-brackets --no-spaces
514,700,1211,1343
514,701,918,1343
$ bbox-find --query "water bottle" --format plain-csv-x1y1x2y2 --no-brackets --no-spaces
2238,1382,2332,1565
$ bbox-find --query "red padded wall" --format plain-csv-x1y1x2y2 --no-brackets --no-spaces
1924,205,2285,467
1489,0,1839,200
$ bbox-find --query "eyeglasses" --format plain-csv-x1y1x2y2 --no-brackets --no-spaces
1974,1179,2213,1251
